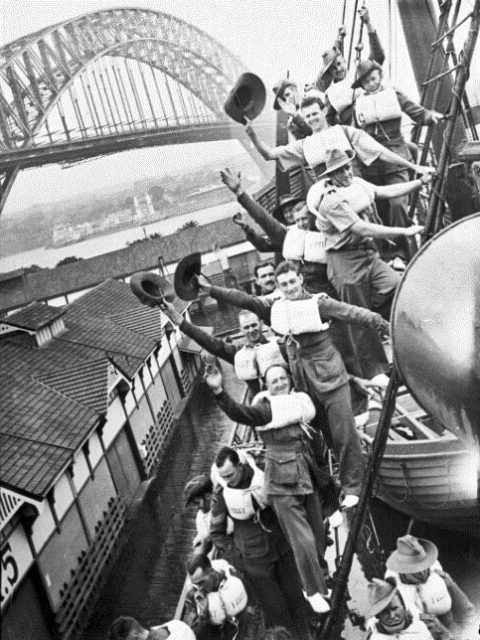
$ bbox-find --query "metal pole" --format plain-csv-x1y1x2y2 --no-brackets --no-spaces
318,368,401,640
423,0,480,240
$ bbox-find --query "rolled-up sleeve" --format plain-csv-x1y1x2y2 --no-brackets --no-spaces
343,125,384,165
318,190,361,233
276,140,306,172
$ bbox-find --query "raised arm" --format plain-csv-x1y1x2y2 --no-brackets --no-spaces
197,276,272,324
161,301,236,364
360,6,385,66
233,213,279,252
204,368,271,426
375,174,431,200
244,121,284,161
317,295,389,336
395,89,443,125
222,169,286,246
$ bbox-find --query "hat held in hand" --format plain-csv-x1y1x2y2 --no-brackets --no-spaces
224,73,266,124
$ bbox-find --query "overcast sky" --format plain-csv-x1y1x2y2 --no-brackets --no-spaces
1,0,415,215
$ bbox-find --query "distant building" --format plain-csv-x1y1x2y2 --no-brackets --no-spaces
0,281,204,640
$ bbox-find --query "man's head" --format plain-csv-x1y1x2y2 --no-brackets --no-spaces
300,95,328,132
275,261,304,300
273,79,299,110
376,593,407,633
321,148,355,188
186,553,215,590
264,364,291,396
352,59,383,93
360,68,383,93
238,310,262,345
329,161,354,188
329,55,347,82
254,261,276,294
215,446,243,487
109,616,147,640
292,205,312,231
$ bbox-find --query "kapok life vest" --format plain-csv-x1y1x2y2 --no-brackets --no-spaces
270,295,330,336
252,391,316,432
234,344,258,380
282,226,328,264
148,620,195,640
255,340,287,377
302,125,352,169
206,560,248,625
368,617,433,640
234,340,286,381
397,572,452,618
355,86,403,127
223,458,268,520
327,76,356,115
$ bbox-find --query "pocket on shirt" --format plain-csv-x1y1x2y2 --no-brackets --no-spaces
308,347,346,385
266,451,299,487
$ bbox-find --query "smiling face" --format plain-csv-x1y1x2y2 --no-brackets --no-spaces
329,162,354,188
276,269,304,300
238,311,262,345
377,594,407,633
265,365,291,396
293,205,311,230
301,102,328,132
256,264,276,293
361,68,383,93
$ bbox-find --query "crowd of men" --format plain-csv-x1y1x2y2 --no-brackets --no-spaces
108,7,476,640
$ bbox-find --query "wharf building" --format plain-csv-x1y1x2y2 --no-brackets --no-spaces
0,279,205,640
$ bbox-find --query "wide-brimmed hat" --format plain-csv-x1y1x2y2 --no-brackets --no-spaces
318,148,356,178
224,73,266,124
272,194,303,222
184,474,213,507
386,535,438,573
174,252,202,301
363,578,399,619
351,59,383,89
272,77,297,110
130,272,175,307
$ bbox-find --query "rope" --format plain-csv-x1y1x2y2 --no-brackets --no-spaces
347,0,360,69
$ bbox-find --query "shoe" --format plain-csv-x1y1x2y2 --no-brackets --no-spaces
341,494,359,509
328,510,343,528
303,592,331,614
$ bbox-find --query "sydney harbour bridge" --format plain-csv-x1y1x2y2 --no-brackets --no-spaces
0,7,274,213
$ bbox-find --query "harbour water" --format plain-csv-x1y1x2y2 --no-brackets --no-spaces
0,200,240,272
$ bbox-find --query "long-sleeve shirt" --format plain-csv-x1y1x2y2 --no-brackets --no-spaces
208,285,388,337
243,223,278,253
216,390,317,495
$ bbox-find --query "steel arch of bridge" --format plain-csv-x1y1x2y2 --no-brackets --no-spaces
0,7,250,211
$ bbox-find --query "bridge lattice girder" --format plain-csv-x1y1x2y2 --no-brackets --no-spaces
0,7,248,150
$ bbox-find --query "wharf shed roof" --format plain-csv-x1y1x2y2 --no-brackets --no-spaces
0,278,186,498
2,301,65,330
0,372,100,498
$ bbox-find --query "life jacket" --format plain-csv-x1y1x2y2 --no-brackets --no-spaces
282,226,328,264
252,391,316,432
234,344,259,380
205,560,248,625
355,86,403,127
327,77,356,115
148,620,195,640
302,125,352,168
368,617,433,640
223,457,269,520
234,340,286,381
396,573,452,618
270,295,330,336
255,340,287,377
